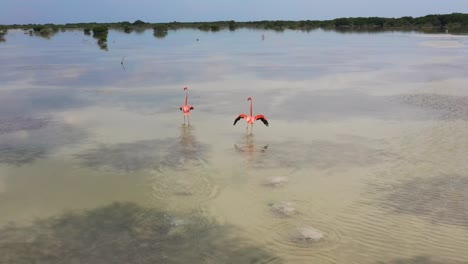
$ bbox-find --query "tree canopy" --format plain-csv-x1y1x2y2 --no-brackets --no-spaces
2,13,467,41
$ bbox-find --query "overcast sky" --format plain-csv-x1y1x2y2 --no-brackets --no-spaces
1,0,468,25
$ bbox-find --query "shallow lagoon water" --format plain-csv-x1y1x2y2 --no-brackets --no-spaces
1,28,468,263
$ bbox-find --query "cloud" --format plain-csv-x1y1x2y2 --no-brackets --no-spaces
0,121,87,166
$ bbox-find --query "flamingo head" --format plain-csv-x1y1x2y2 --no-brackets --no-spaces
184,86,188,90
247,97,252,101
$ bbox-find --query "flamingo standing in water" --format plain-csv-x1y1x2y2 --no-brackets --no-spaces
180,86,194,125
233,97,269,134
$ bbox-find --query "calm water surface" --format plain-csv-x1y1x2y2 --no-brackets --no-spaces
1,28,468,263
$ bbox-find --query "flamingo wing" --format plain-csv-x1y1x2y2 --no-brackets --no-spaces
233,114,248,125
255,115,269,126
190,106,194,110
179,107,183,111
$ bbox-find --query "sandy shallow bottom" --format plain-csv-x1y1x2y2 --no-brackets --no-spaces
0,29,468,263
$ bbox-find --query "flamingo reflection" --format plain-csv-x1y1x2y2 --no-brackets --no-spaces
178,125,203,164
234,134,268,166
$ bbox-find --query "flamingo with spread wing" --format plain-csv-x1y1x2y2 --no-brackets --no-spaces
233,97,268,134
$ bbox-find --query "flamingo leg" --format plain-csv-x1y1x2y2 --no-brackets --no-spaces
184,115,186,125
188,115,190,126
250,124,253,135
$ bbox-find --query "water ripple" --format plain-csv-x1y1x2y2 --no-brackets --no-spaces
0,202,280,264
76,127,209,172
376,174,468,228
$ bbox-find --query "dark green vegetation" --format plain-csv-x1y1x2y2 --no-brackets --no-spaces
27,25,60,39
92,26,108,50
1,13,468,34
1,13,466,49
0,202,280,264
0,27,6,42
153,24,169,38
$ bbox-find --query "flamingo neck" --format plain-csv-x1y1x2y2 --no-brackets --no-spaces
249,99,253,117
185,90,188,106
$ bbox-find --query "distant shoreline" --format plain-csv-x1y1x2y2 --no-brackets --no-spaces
1,13,468,33
1,13,467,47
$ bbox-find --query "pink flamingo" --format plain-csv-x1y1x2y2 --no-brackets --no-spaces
233,97,269,134
179,86,194,125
